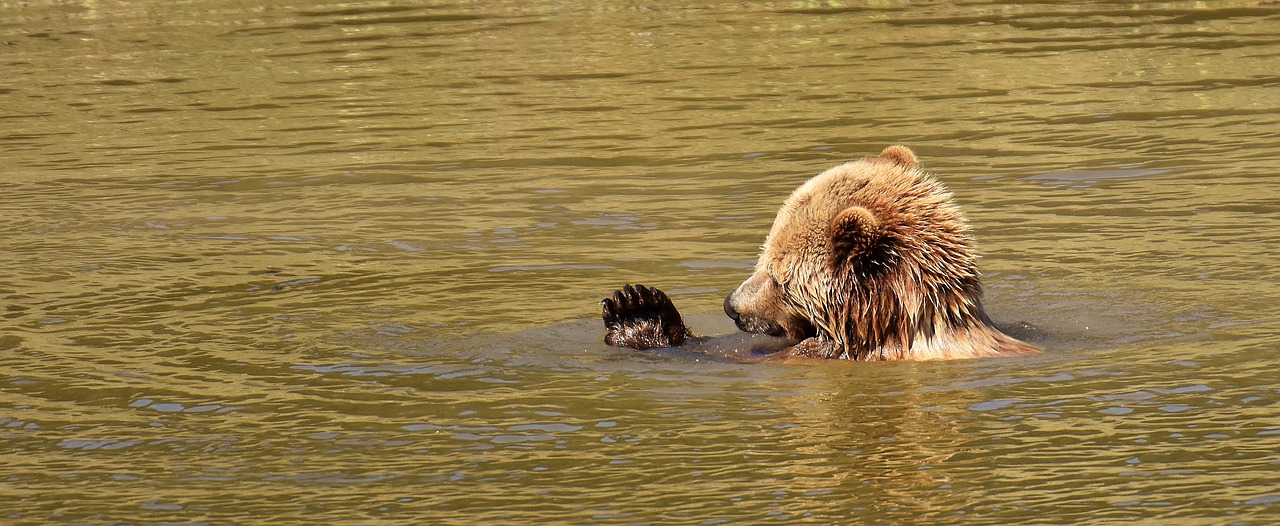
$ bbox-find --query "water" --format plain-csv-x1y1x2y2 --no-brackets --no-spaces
3,1,1279,523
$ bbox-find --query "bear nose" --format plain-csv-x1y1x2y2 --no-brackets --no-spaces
723,294,740,321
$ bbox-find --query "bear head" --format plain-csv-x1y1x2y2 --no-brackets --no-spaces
724,146,1032,360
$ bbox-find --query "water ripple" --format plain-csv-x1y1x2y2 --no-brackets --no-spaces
1,1,1278,524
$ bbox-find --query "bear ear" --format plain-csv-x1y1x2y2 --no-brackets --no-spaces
830,206,883,261
877,145,918,168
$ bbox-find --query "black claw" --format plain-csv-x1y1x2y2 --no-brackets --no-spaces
653,287,668,305
601,297,618,325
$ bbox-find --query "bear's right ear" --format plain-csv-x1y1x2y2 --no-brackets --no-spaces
830,206,883,261
877,145,918,168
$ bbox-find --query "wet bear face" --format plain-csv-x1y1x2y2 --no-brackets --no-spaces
724,145,962,354
724,269,815,340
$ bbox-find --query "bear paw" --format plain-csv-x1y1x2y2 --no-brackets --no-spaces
601,284,693,350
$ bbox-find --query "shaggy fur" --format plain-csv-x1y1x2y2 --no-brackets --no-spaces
605,146,1038,361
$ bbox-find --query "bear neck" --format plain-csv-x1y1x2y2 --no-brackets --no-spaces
822,271,991,361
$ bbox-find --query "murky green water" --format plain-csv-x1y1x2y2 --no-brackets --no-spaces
3,1,1279,523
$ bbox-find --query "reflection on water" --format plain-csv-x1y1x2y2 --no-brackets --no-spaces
3,1,1280,523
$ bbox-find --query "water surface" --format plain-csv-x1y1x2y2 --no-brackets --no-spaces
3,1,1279,524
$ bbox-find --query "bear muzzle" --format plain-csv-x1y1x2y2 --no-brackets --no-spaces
725,274,814,339
722,293,775,334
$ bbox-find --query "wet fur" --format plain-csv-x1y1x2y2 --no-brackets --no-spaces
603,146,1038,361
602,285,692,350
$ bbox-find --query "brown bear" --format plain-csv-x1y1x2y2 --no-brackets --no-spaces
601,146,1038,361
